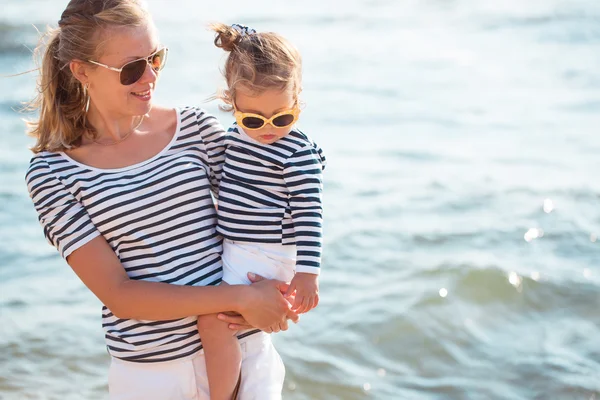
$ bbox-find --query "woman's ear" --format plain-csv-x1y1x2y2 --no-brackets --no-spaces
69,60,89,85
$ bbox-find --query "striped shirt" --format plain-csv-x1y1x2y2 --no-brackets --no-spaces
217,125,326,274
25,107,258,363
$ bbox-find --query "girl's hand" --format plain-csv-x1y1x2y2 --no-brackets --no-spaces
285,272,319,314
237,274,299,332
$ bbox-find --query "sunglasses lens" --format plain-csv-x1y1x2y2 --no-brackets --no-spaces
120,59,147,85
242,116,265,129
119,48,167,85
272,114,295,127
151,48,168,71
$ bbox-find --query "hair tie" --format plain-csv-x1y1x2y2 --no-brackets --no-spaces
58,12,94,28
58,10,73,27
231,23,256,37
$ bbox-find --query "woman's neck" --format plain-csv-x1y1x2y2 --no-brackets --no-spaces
85,106,145,144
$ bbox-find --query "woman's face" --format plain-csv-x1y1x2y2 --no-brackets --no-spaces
85,22,160,119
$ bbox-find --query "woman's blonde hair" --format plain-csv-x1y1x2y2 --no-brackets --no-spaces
26,0,150,153
210,23,302,112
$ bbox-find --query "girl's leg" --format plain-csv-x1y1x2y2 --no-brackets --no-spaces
237,332,286,400
196,283,242,400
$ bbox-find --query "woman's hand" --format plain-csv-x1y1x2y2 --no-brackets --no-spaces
235,273,299,333
217,311,292,332
217,311,253,330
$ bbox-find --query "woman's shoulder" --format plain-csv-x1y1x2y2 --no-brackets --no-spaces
25,151,61,181
149,105,218,127
158,105,221,130
149,105,178,128
24,151,67,199
169,106,227,150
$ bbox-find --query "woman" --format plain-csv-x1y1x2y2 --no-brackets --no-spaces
24,0,297,398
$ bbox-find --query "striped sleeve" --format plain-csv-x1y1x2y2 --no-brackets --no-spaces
25,155,100,259
196,109,226,198
282,144,325,274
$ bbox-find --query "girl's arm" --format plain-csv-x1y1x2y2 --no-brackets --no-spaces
67,235,298,329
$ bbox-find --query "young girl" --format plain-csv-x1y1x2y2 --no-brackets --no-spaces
196,23,326,399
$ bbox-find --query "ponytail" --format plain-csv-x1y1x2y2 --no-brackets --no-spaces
26,28,88,152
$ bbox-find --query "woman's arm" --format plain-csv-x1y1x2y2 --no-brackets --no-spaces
67,235,298,329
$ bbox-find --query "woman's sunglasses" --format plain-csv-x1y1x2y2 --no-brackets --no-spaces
234,104,300,130
87,47,168,85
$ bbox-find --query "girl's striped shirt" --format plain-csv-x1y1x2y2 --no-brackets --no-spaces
25,107,259,363
217,125,326,274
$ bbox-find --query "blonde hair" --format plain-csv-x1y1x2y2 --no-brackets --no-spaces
26,0,150,153
210,23,302,112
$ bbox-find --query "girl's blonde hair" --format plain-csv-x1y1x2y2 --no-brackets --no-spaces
210,23,302,111
27,0,150,153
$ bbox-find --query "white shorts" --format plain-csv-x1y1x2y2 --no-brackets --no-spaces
222,239,296,285
108,332,285,400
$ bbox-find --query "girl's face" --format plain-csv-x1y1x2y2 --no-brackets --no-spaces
234,86,298,145
84,23,160,119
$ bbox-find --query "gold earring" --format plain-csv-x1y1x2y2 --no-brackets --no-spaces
84,83,90,113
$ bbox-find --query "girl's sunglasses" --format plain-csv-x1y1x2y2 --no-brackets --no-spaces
234,104,300,130
87,47,168,85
